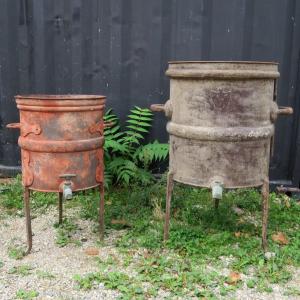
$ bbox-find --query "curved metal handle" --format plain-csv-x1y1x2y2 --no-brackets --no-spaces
278,106,293,115
150,104,165,112
6,123,21,129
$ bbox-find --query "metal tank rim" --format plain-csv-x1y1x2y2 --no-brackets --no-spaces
168,60,278,65
166,61,279,79
15,95,106,112
15,94,106,100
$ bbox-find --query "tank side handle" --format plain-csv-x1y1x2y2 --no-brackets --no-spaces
277,106,293,115
150,104,165,112
150,100,172,118
6,123,21,129
270,103,293,122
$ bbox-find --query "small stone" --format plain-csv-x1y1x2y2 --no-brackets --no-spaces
264,252,276,260
232,206,244,215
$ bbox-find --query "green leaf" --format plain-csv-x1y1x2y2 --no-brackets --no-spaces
124,131,144,140
104,140,129,153
126,120,152,127
127,125,149,133
135,141,169,164
130,109,153,116
128,114,152,121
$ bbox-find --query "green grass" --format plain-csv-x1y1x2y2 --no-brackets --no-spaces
36,270,56,279
54,218,82,247
8,264,34,276
0,175,56,214
76,179,300,298
8,246,25,260
15,289,38,300
1,175,300,298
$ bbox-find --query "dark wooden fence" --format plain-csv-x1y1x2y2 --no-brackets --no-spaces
0,0,300,186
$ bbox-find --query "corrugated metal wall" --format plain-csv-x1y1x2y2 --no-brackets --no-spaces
0,0,300,185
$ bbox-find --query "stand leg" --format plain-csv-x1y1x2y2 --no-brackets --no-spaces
99,182,105,240
214,198,220,209
24,187,32,255
58,192,63,224
164,172,174,241
261,178,269,252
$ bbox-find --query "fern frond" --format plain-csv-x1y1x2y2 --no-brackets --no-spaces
117,106,153,149
104,139,129,154
126,119,152,127
126,125,149,133
131,106,153,116
107,158,138,185
135,141,169,164
104,109,120,138
104,170,113,189
134,167,154,184
128,114,152,121
103,106,167,186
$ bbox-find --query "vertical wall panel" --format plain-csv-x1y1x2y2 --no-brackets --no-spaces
0,0,299,185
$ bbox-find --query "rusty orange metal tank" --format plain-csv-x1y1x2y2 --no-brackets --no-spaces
7,94,107,254
8,94,105,192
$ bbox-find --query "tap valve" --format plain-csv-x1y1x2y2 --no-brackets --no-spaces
59,174,76,200
211,180,223,200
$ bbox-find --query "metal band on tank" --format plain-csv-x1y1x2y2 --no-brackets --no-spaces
167,122,274,141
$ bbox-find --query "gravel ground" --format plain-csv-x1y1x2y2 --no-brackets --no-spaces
0,207,299,300
0,208,120,300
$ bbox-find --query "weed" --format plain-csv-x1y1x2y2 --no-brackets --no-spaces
36,270,56,279
246,278,257,288
15,289,38,300
8,246,25,260
74,271,146,299
284,287,300,296
8,264,33,276
54,219,80,247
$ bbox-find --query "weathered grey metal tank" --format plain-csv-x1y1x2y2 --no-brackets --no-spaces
151,61,293,250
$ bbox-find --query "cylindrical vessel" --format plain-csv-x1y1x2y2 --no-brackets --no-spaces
153,61,291,188
9,94,106,192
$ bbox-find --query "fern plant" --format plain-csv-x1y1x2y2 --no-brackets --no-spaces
104,106,169,186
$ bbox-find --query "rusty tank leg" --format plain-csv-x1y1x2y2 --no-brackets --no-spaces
99,182,105,241
24,187,32,255
164,172,174,241
261,178,270,252
58,192,63,224
214,199,220,209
